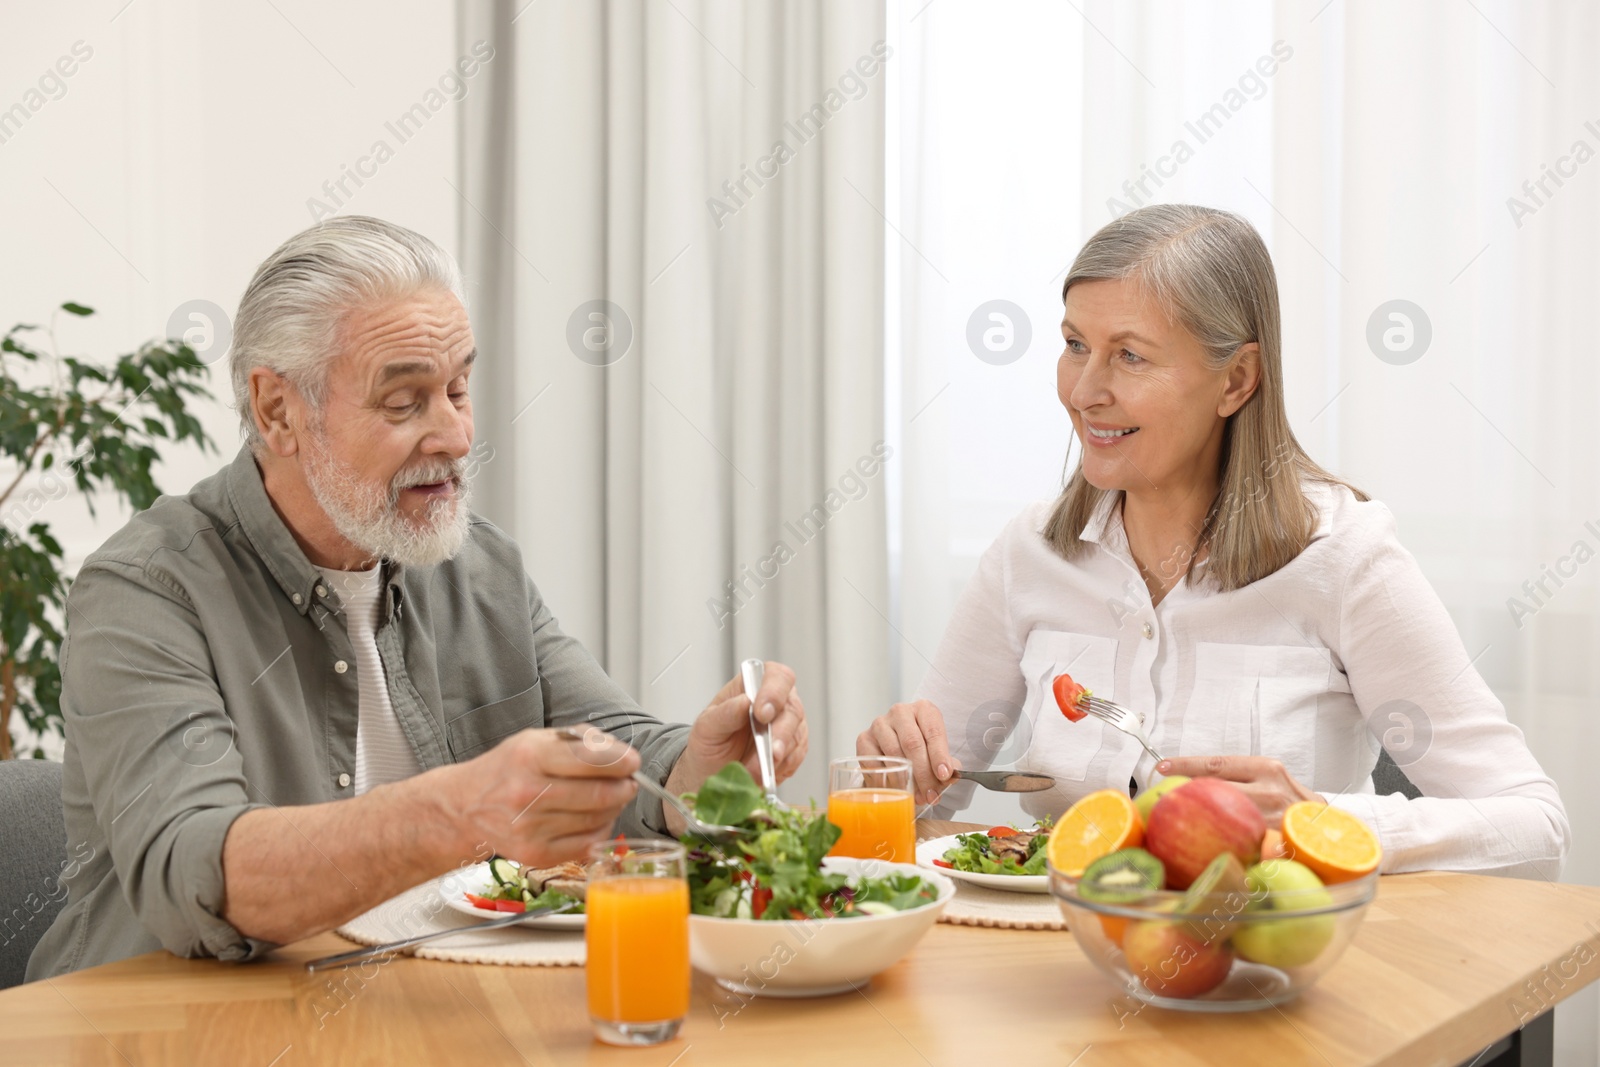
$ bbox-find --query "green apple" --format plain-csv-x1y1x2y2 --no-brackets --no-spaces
1232,859,1335,968
1133,774,1190,826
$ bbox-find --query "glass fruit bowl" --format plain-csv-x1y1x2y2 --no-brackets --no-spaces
1049,861,1379,1012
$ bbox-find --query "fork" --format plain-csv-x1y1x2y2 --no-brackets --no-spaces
1076,694,1166,764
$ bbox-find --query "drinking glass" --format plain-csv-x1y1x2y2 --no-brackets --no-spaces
826,756,916,864
585,839,689,1046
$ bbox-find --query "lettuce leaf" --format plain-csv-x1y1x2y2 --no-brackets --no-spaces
688,762,764,827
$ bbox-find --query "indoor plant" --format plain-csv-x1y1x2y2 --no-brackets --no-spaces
0,302,214,758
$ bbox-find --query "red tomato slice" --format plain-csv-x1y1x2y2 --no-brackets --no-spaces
1053,673,1090,722
931,858,954,869
751,887,772,919
464,893,500,911
986,825,1016,838
494,898,527,913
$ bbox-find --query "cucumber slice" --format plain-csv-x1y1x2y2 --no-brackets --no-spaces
489,857,521,888
856,901,897,917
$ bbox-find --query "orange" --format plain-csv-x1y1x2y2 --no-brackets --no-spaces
1047,789,1143,878
1260,827,1288,861
1099,914,1130,947
1280,801,1381,884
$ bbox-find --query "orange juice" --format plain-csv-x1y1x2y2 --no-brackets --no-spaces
586,877,690,1024
827,787,916,863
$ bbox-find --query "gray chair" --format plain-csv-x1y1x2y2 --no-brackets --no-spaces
1372,747,1422,799
0,758,69,989
1368,750,1558,1066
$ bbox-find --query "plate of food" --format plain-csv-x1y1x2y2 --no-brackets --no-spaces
437,857,588,929
915,820,1053,894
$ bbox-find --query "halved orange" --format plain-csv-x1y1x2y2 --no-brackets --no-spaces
1281,801,1381,884
1047,789,1143,878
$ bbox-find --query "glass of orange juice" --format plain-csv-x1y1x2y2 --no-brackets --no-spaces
827,756,916,864
585,839,689,1047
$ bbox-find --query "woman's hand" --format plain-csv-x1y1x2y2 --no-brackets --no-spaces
1155,755,1326,825
857,700,962,804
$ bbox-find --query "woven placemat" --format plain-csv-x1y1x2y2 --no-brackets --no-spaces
334,879,585,966
938,881,1068,930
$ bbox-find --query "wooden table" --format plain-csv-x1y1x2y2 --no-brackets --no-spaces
3,821,1598,1067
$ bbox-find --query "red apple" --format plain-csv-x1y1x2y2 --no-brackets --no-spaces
1143,777,1266,890
1121,912,1235,999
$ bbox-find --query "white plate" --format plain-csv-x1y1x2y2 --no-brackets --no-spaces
435,862,587,930
914,835,1049,894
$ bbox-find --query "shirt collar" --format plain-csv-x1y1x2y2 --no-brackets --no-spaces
224,445,407,620
1074,488,1214,586
1076,490,1123,548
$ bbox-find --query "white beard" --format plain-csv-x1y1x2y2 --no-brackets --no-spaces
301,428,472,568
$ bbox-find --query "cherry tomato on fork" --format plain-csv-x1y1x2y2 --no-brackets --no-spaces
1053,673,1091,722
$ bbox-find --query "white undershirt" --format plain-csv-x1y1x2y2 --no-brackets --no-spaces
317,564,422,794
921,482,1569,880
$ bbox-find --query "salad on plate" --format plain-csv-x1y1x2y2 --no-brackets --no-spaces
463,857,587,915
932,818,1055,877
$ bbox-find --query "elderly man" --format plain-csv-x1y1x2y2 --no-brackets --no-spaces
26,216,808,979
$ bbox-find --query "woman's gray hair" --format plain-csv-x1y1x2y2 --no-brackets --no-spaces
1043,203,1366,591
229,215,467,448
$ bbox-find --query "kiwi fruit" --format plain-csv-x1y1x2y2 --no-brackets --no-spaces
1078,848,1165,904
1175,853,1250,943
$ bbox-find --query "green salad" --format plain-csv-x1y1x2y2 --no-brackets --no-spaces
465,857,586,915
681,763,939,921
936,818,1054,876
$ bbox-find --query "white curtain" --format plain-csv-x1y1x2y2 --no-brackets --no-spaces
890,0,1599,1059
456,0,890,801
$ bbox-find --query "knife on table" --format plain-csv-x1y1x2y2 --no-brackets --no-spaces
950,769,1054,793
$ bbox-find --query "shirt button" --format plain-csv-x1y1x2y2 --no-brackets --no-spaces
334,660,349,674
291,593,303,605
1142,623,1154,639
315,584,328,598
337,772,351,788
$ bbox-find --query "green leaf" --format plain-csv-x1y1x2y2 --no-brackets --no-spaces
61,302,94,316
689,762,764,827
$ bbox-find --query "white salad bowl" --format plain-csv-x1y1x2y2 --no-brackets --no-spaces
688,857,955,998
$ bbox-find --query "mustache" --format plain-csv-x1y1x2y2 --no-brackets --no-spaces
388,457,467,503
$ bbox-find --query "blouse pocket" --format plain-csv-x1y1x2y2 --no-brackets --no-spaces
1182,643,1336,780
1016,629,1119,782
445,682,544,762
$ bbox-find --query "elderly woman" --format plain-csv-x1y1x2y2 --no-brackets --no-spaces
861,204,1568,879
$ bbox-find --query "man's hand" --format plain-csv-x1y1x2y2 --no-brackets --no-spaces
446,726,641,868
663,662,808,822
1155,755,1326,824
857,700,961,805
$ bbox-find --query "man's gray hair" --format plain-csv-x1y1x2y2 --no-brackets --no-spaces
229,216,467,448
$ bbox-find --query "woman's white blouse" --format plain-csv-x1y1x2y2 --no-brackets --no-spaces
920,483,1569,880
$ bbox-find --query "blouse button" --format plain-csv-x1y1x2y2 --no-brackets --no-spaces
334,660,349,674
316,584,328,598
337,772,352,788
291,592,303,605
1141,623,1154,639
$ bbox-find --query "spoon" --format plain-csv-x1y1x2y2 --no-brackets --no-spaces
549,725,746,840
630,769,747,843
